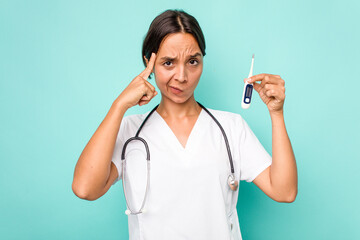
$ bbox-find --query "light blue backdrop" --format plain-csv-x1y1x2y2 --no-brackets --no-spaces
1,0,359,239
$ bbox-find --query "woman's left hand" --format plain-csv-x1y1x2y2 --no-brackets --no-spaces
245,73,285,115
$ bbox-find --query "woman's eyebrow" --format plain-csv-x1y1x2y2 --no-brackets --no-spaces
160,52,202,61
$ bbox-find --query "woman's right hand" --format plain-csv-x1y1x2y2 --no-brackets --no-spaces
116,52,158,109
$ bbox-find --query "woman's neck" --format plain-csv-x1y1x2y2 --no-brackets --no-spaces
156,95,202,119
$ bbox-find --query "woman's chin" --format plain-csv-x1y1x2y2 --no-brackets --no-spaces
162,93,191,104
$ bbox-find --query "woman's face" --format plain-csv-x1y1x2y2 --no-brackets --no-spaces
150,33,203,104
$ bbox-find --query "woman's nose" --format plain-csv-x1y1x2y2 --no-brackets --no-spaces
174,65,187,82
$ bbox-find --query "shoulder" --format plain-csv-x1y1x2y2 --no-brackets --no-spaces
204,107,245,128
122,110,156,129
122,112,147,127
118,112,149,139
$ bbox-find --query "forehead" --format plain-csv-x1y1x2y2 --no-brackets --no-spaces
157,33,201,56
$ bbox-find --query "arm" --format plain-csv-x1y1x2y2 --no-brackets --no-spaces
72,52,158,200
247,74,298,203
72,98,128,201
253,111,297,202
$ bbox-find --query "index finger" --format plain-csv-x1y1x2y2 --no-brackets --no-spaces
245,73,279,84
139,52,157,80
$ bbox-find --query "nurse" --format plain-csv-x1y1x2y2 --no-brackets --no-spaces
72,9,297,240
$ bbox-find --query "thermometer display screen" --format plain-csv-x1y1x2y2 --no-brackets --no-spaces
244,84,253,104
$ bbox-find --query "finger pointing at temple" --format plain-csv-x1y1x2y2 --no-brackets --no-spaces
139,52,157,80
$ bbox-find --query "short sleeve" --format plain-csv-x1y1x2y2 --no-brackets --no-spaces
237,116,272,182
111,116,128,185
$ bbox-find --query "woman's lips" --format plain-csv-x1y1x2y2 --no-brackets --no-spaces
170,86,183,94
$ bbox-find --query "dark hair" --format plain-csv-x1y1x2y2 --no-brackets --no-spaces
142,9,206,79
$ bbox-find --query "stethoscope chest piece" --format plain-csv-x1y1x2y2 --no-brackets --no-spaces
228,174,239,191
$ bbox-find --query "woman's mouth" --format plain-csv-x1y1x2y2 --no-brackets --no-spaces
170,86,183,94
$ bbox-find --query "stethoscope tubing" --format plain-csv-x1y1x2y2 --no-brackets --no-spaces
196,102,235,174
121,101,237,215
121,136,150,215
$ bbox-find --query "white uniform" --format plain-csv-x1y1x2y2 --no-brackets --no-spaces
111,107,272,240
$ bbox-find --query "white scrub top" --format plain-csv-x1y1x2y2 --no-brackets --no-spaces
111,107,272,240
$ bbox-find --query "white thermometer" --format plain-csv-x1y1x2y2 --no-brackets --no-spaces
241,54,255,109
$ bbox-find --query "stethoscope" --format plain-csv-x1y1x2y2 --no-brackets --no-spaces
121,101,239,215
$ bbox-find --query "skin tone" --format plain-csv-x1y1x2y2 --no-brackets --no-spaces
144,32,204,149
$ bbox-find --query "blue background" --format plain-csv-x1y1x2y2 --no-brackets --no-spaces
1,0,359,239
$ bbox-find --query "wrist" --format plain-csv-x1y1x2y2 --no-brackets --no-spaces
112,97,130,113
269,109,284,121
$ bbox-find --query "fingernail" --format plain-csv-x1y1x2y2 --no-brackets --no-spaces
244,78,250,83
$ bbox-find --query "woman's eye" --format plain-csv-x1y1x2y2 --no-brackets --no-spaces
163,61,172,66
189,59,199,65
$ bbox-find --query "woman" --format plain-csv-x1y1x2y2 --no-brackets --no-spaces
72,9,297,240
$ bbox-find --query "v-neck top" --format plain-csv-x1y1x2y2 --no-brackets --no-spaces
111,107,272,240
153,108,204,152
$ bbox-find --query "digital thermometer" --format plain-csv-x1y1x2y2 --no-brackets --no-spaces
241,54,255,109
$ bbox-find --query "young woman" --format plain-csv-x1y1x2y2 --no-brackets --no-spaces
72,9,297,240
